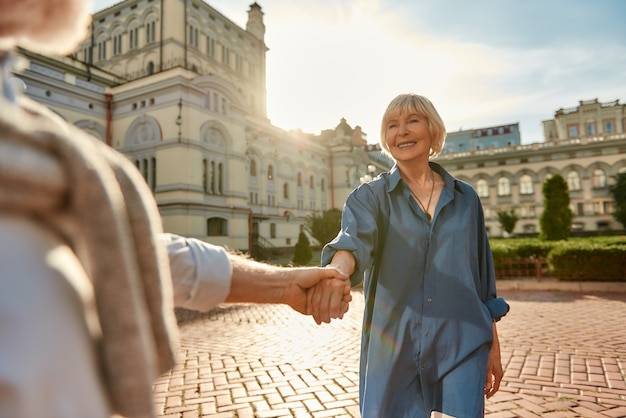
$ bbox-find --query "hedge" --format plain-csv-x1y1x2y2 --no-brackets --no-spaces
489,237,626,282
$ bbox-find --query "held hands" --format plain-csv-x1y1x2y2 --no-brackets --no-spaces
283,266,351,325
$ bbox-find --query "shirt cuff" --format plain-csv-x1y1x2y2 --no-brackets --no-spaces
164,234,232,312
485,297,510,322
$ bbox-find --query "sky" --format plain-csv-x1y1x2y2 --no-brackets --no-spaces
92,0,626,145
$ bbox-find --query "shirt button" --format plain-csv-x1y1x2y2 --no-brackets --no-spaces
425,333,430,337
426,297,432,303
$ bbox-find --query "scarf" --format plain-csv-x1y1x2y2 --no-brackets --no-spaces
0,92,179,417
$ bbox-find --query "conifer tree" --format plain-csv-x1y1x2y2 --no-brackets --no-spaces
539,174,572,240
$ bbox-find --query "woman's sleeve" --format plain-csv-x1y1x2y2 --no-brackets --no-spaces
475,194,510,321
321,184,380,286
163,233,232,312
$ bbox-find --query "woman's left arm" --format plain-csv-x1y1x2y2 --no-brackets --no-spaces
484,322,503,399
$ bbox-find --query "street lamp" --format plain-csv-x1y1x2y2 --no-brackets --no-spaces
176,98,182,141
359,164,376,184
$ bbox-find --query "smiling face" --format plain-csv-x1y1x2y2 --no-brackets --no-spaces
384,112,433,163
379,94,447,161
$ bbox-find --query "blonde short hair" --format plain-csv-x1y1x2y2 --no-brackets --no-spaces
379,93,447,158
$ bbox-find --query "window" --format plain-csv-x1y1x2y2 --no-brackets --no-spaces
593,201,602,214
568,124,578,138
592,168,607,189
249,160,257,176
222,45,230,65
207,218,227,236
476,179,489,198
497,177,511,196
321,178,325,192
267,165,273,180
236,54,243,73
206,35,215,57
135,157,156,191
146,61,155,75
202,159,208,192
567,171,581,191
297,172,302,187
283,183,289,199
310,175,314,189
576,202,584,216
210,161,215,193
604,120,614,134
523,224,536,234
129,24,139,49
270,223,276,239
586,122,596,136
146,20,156,43
113,31,122,55
188,24,199,48
519,174,533,195
218,163,223,194
97,38,107,61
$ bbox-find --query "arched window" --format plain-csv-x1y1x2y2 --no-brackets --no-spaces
267,165,274,180
249,159,257,176
112,29,123,56
497,177,511,196
145,15,157,43
207,217,227,236
476,179,489,198
283,182,289,199
129,21,139,49
519,174,533,195
592,169,607,189
567,171,581,191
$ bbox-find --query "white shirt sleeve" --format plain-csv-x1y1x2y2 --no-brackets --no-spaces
162,233,232,312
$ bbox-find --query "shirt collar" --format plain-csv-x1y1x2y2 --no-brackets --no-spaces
387,161,465,194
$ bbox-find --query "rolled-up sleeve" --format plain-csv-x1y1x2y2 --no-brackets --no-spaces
322,183,380,286
162,233,232,312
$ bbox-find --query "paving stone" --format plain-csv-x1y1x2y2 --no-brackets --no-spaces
155,289,626,417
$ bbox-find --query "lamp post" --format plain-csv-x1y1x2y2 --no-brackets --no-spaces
360,164,376,184
175,98,182,141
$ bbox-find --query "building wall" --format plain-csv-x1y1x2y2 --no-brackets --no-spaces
443,123,521,154
542,98,625,141
16,0,625,251
435,132,626,237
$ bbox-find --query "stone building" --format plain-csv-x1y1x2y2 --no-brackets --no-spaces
17,0,387,256
13,0,625,252
443,123,521,154
435,98,626,237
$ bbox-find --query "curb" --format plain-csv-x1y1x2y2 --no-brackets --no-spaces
497,279,626,293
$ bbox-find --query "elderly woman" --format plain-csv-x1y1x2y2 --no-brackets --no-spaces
322,93,509,418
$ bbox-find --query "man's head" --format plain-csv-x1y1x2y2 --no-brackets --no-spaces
0,0,92,55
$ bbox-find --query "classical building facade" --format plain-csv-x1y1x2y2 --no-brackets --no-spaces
16,0,387,255
435,98,626,237
14,0,625,252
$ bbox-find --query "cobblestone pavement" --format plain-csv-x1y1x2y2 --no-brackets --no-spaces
154,289,626,418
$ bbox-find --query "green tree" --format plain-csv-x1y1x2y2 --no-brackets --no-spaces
609,172,626,229
539,174,572,241
496,208,519,236
292,231,312,266
305,208,342,246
